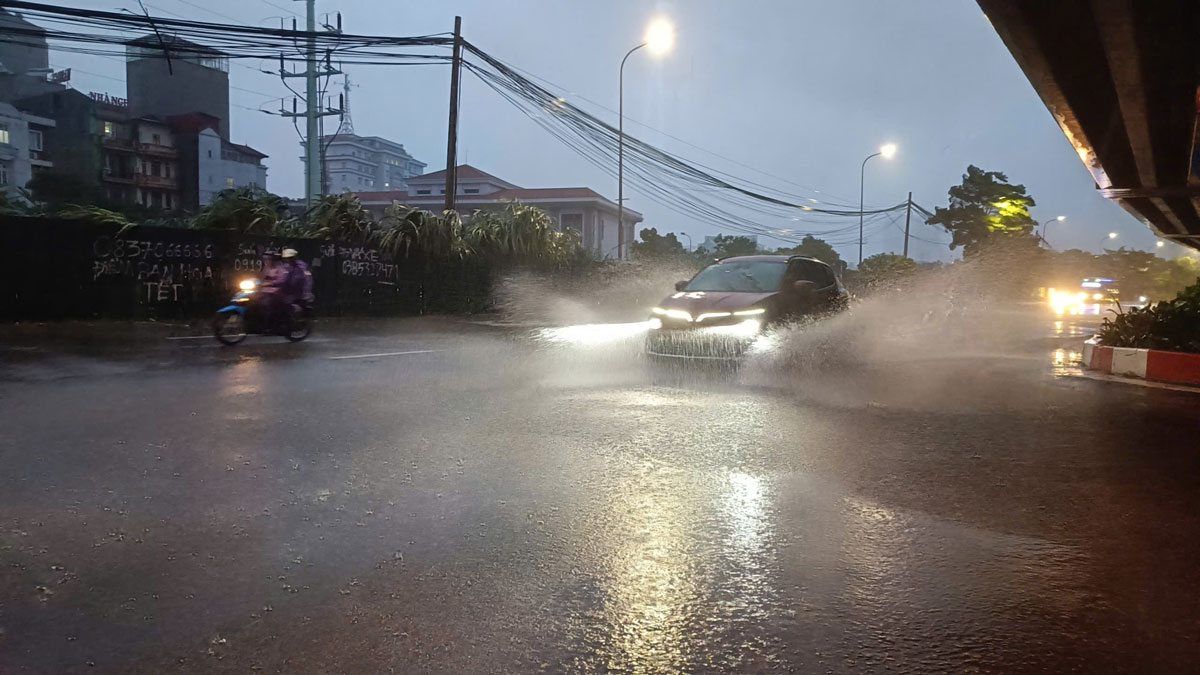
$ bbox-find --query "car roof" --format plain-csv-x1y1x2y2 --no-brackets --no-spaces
715,254,831,267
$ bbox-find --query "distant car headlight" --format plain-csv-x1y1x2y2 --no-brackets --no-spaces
1138,295,1148,303
239,279,257,291
1092,292,1104,300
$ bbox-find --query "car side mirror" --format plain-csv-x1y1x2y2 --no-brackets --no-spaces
674,280,689,292
792,280,816,299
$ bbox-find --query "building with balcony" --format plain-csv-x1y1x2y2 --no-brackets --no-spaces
354,165,642,259
312,132,426,193
0,101,54,200
95,112,179,209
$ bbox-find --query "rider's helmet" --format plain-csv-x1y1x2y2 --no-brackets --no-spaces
281,248,298,260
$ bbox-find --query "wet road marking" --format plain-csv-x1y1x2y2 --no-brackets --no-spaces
329,349,443,360
166,335,216,340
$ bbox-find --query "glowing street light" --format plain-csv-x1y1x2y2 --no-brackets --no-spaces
644,18,675,55
1038,215,1066,246
1156,241,1165,248
618,18,675,260
859,143,897,265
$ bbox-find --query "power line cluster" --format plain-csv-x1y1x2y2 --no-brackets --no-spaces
462,42,936,245
0,1,452,65
2,1,955,247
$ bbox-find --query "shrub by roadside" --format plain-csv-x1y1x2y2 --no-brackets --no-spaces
1098,277,1200,353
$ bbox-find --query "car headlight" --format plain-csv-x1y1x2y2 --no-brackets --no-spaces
702,319,761,337
651,307,692,322
733,308,765,316
239,279,257,291
648,318,662,330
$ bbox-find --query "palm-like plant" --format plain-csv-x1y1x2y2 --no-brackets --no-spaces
465,201,582,267
306,193,375,243
56,204,134,227
189,186,295,235
374,204,465,262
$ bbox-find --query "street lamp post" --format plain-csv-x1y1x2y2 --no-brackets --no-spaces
1039,215,1065,246
679,231,692,251
858,143,896,265
618,19,673,261
1100,232,1118,251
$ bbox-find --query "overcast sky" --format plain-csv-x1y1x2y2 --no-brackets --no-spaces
50,0,1192,263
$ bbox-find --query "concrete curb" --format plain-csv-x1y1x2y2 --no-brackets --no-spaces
1083,338,1200,386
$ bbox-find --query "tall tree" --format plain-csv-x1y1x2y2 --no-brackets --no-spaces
926,165,1037,256
858,252,917,282
631,227,685,259
701,234,758,258
775,234,843,270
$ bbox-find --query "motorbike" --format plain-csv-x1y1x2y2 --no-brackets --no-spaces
212,279,312,345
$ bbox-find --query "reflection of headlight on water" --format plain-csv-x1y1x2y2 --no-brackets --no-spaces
537,320,658,346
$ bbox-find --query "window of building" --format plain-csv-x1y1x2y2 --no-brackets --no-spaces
0,163,8,185
226,177,235,188
464,188,480,194
416,189,431,195
0,123,9,145
207,150,212,158
164,164,171,178
439,189,445,194
152,133,161,145
561,213,583,235
164,193,172,209
208,175,213,185
103,121,114,137
153,191,162,208
151,161,161,177
29,129,42,151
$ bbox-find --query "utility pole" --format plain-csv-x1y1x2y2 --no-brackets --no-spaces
280,1,341,209
444,16,463,213
903,191,912,258
303,0,320,207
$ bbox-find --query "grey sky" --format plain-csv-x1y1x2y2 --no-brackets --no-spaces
51,0,1189,262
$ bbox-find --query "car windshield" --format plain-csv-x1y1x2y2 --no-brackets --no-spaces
685,261,786,293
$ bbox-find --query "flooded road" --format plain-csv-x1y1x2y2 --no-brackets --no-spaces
1,313,1198,673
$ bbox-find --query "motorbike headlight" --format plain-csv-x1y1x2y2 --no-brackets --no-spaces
239,279,257,291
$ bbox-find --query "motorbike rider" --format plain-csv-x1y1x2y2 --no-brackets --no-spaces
280,248,313,309
259,252,289,328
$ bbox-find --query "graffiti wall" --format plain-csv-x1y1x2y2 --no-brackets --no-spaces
0,217,490,320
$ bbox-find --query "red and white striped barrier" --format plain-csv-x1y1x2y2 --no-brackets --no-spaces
1083,338,1200,386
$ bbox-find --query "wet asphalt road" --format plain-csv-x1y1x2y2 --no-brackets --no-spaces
1,312,1199,674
